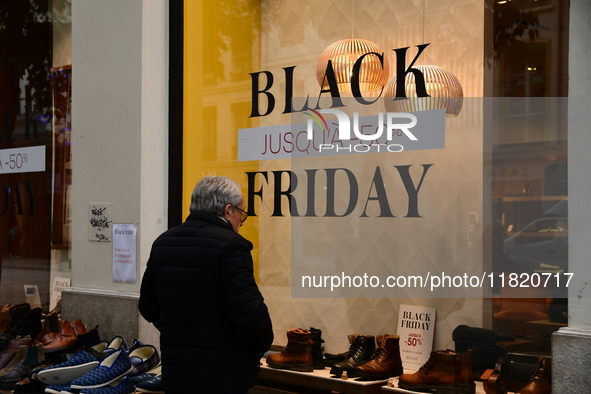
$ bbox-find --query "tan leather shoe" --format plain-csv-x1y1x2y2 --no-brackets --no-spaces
266,328,313,372
398,350,461,394
354,334,403,380
43,321,77,353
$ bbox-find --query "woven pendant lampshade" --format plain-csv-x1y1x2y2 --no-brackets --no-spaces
384,65,463,118
316,38,390,93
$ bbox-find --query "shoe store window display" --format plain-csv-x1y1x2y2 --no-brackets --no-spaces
139,176,274,394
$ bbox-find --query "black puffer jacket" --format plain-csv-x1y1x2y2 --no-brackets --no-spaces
139,212,274,394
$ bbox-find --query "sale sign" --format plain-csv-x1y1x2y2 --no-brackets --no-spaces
396,304,436,370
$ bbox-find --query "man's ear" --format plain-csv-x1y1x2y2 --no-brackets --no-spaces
223,203,232,217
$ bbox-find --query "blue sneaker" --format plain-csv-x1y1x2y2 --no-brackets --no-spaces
38,351,99,385
70,350,132,390
79,376,135,394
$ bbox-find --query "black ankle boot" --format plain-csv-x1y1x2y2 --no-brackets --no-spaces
330,334,376,377
310,327,325,369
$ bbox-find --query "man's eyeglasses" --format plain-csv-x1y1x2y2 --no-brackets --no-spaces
235,206,248,222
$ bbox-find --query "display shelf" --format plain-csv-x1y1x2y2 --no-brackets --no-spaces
525,318,567,334
253,365,486,394
498,195,567,202
506,231,567,238
381,375,485,393
254,364,388,394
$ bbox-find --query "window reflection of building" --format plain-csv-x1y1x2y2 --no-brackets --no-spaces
491,0,569,352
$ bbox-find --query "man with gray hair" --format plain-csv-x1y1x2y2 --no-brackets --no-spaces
139,175,273,394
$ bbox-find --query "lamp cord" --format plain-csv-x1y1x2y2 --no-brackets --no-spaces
422,0,425,44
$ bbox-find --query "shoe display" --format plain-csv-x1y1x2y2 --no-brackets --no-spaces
79,375,135,394
37,350,99,385
127,344,160,377
398,350,461,394
516,357,551,394
70,349,132,389
329,334,376,377
0,301,557,394
354,334,403,380
309,327,325,370
135,374,163,394
266,328,314,372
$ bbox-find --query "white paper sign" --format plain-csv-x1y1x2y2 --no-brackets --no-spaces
0,145,46,174
89,203,112,242
112,223,137,283
23,285,41,309
397,304,437,370
50,277,71,311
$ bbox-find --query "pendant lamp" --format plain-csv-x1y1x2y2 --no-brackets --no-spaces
316,38,390,94
383,64,463,118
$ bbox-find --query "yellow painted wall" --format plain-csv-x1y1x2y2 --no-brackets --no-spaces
183,0,261,273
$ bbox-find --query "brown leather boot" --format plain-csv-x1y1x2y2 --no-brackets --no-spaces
266,328,313,372
353,334,403,380
330,334,376,376
43,320,77,353
398,350,461,394
516,357,551,394
442,349,475,394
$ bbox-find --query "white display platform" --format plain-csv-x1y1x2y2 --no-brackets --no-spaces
256,363,486,394
258,363,388,394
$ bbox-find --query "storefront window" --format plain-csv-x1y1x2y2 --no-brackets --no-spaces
180,0,569,370
0,0,72,311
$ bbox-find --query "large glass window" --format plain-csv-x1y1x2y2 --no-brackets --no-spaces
0,0,72,311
